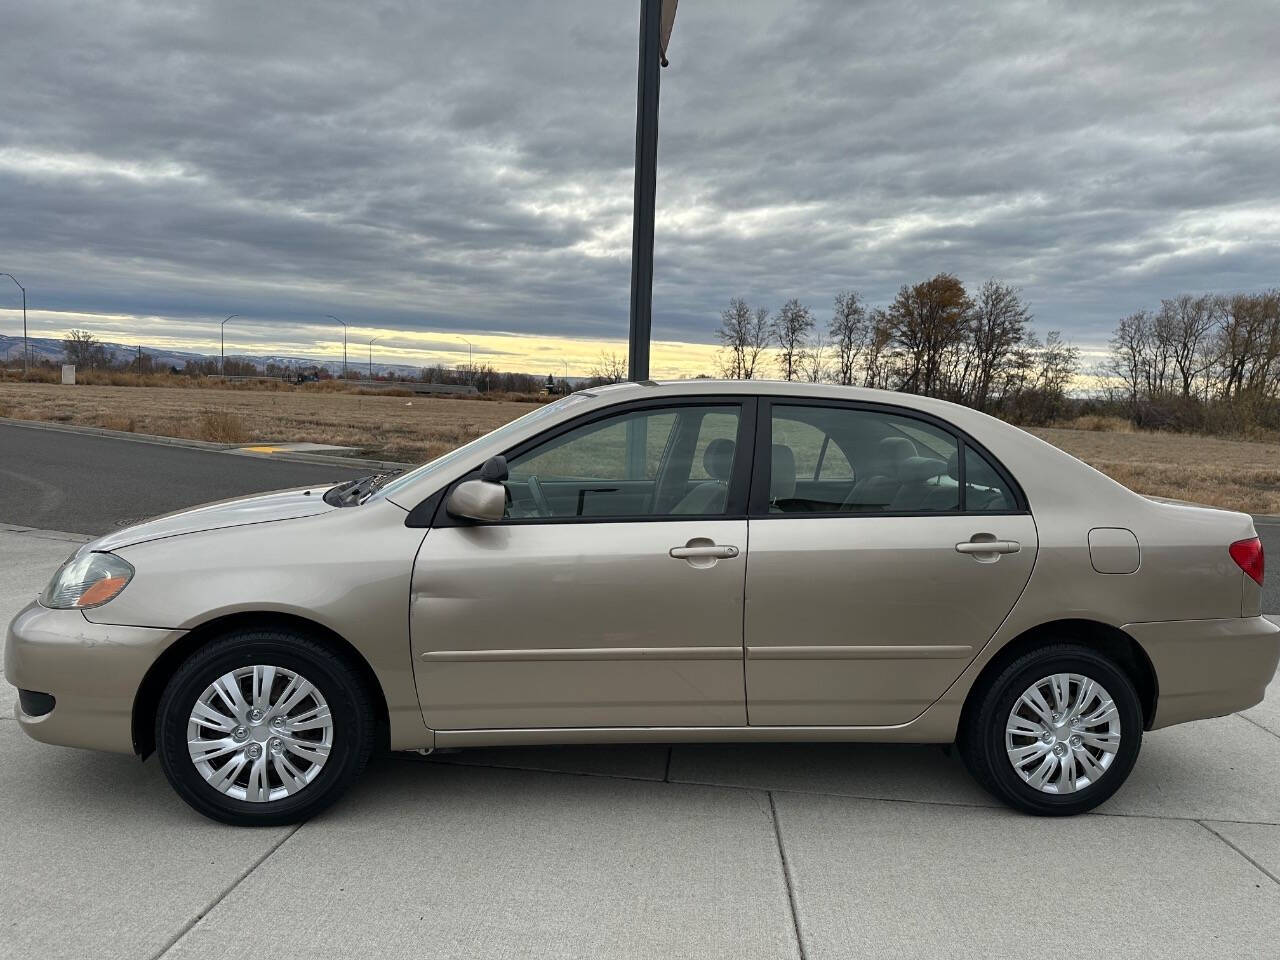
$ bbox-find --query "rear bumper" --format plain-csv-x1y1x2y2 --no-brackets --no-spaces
1125,616,1280,729
4,601,184,754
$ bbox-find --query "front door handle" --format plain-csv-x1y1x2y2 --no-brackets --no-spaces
670,543,739,560
956,538,1020,556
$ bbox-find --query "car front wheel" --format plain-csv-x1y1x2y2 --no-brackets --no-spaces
959,643,1143,816
155,628,376,826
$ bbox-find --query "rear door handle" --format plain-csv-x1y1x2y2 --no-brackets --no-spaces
955,539,1020,555
670,544,739,560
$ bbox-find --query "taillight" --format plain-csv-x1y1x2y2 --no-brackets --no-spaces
1229,537,1264,586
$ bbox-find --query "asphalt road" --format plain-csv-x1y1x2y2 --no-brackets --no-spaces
0,421,369,535
1257,518,1280,614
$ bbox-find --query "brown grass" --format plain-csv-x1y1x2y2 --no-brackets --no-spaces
196,410,250,443
3,380,1279,513
0,381,536,462
1030,426,1280,514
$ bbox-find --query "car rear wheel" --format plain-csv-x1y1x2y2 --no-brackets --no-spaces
959,643,1143,816
156,628,375,826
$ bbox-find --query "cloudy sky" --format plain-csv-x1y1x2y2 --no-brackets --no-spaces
1,0,1277,377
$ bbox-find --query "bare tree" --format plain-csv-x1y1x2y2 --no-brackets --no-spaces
1158,294,1219,399
862,309,895,389
589,351,628,384
63,329,108,369
1105,311,1152,409
828,290,868,386
772,299,813,382
799,333,830,383
965,280,1031,411
885,273,970,396
715,298,771,379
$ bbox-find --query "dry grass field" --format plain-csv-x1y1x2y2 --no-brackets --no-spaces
0,381,534,463
3,381,1279,513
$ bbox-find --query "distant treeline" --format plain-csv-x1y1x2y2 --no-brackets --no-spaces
1102,290,1280,433
714,274,1078,425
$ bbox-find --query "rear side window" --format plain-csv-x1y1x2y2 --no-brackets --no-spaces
767,404,959,514
964,445,1017,511
762,404,1021,515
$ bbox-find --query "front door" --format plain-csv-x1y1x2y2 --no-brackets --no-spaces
744,401,1038,726
411,399,753,730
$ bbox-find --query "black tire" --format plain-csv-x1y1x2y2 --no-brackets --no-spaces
156,628,376,826
958,643,1143,816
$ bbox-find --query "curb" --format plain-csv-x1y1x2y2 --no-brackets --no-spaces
0,417,413,473
0,524,93,544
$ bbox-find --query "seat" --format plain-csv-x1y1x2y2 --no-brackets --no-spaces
769,443,796,513
670,437,735,515
844,436,915,510
888,456,952,511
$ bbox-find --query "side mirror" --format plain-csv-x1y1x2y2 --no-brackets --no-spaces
479,455,508,483
446,479,506,523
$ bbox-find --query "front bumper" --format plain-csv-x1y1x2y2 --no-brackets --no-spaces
1126,615,1280,729
4,601,185,754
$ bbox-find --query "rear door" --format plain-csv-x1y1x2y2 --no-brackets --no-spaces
744,400,1037,726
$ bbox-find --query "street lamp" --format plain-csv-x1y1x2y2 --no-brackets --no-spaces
368,337,379,381
326,315,348,380
220,314,239,377
457,335,473,384
1,273,27,376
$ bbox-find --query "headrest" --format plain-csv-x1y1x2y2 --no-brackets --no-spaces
702,438,735,481
877,436,916,463
947,450,959,480
770,443,796,501
898,456,947,484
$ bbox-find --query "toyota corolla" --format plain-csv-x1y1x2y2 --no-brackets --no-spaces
6,381,1277,825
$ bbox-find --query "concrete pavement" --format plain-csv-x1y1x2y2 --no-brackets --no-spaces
2,524,1279,959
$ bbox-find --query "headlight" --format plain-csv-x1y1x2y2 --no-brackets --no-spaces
41,552,135,609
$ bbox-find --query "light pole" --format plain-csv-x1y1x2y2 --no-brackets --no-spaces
326,315,348,380
220,314,239,377
1,273,27,376
368,337,379,381
457,335,473,384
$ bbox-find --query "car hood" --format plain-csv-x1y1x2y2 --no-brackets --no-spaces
86,485,338,551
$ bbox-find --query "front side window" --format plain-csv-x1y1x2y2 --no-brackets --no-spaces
503,404,742,519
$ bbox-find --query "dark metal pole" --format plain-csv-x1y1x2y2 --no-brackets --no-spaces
1,273,26,376
627,0,662,383
220,315,238,377
326,315,347,380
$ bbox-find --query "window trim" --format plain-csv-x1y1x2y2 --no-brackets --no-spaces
427,396,758,527
748,397,1028,519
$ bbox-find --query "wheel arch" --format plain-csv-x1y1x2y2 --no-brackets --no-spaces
961,618,1159,731
131,611,391,758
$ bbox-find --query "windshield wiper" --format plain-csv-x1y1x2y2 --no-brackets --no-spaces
323,470,403,507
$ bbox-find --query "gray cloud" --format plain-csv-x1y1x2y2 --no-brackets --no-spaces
1,0,1277,361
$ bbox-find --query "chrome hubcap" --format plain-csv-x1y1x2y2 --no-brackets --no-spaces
1005,673,1121,795
187,665,333,803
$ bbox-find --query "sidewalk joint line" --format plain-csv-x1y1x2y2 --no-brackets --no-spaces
1197,819,1280,888
768,791,808,960
416,753,1280,827
149,822,302,960
1235,710,1280,742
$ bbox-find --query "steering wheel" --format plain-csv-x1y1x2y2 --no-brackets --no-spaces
526,474,553,517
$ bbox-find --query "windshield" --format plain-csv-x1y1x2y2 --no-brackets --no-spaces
369,392,594,502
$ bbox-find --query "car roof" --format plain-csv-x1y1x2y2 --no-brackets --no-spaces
588,378,976,420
